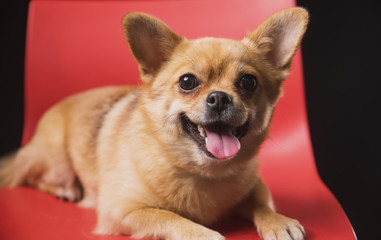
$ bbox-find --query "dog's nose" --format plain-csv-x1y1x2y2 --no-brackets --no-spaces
206,91,232,113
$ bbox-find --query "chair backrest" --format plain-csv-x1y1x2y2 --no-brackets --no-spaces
25,0,311,190
25,0,314,183
25,0,310,164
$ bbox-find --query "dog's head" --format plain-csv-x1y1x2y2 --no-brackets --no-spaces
122,9,308,176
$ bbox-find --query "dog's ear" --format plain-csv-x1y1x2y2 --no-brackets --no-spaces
245,8,308,80
122,12,183,83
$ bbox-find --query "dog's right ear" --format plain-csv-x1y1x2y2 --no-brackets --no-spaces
122,12,183,83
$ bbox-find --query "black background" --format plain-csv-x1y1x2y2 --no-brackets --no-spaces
1,1,380,239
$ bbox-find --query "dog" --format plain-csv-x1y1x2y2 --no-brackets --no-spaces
0,7,308,240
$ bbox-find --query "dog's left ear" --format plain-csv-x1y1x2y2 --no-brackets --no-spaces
245,8,308,79
122,12,183,83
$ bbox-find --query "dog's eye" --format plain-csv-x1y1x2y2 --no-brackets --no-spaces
239,74,257,92
179,74,199,91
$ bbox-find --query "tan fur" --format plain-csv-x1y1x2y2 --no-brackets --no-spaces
0,8,308,240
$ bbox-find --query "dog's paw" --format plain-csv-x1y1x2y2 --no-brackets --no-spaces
55,184,82,202
256,213,305,240
38,181,82,202
170,224,225,240
196,227,225,240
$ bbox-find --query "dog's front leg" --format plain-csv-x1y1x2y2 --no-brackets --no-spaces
97,207,225,240
237,179,305,240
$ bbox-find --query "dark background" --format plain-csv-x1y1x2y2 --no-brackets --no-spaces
1,1,380,239
296,1,381,239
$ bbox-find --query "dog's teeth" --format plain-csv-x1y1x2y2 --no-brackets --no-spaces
232,128,237,136
205,137,208,144
198,125,206,137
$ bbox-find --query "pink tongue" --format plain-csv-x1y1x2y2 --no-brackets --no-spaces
204,126,241,159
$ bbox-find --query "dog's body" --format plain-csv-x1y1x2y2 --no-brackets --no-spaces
0,8,308,240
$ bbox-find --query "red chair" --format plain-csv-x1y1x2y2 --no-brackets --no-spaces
0,0,356,239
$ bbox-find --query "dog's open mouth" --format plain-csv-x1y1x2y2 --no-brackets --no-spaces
180,113,249,159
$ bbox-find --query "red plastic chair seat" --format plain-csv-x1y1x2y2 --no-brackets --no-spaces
0,0,356,239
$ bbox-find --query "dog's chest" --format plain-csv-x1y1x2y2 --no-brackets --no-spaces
155,173,254,225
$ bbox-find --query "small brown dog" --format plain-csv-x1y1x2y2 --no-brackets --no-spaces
0,8,308,240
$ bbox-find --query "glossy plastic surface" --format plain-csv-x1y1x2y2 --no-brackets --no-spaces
0,0,356,239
